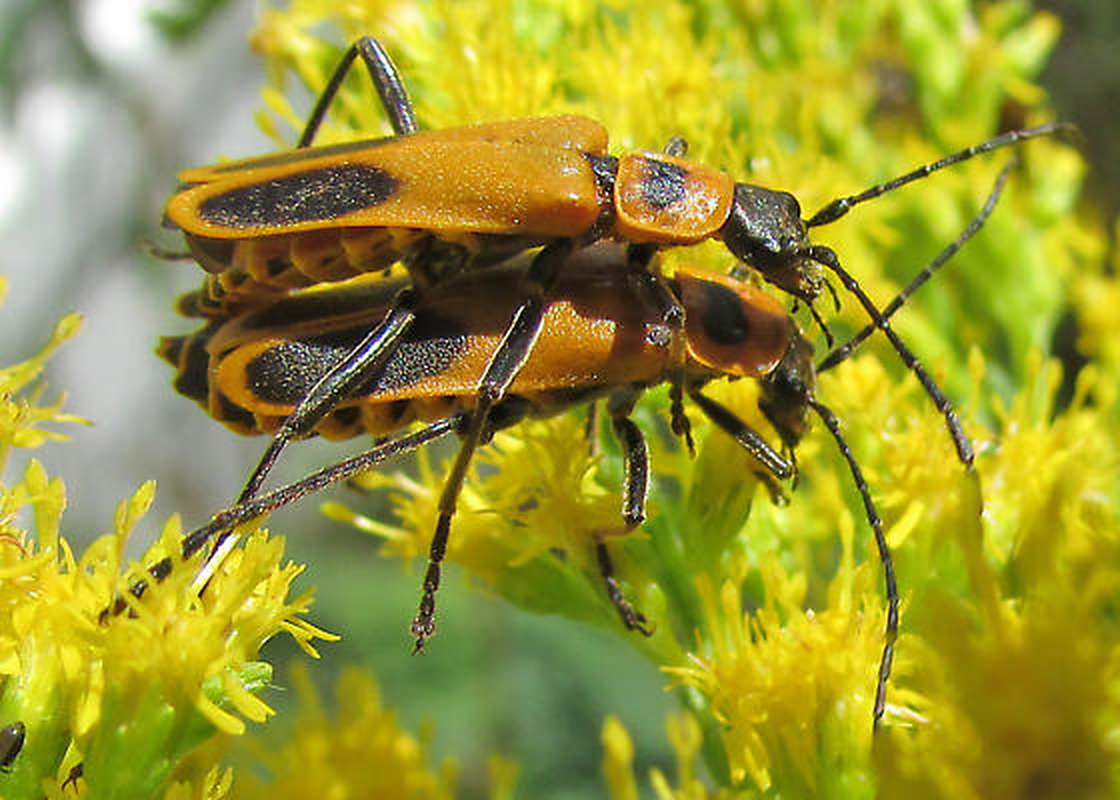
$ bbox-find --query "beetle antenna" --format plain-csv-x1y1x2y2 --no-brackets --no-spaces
808,397,897,729
807,245,973,467
804,300,834,348
818,156,1016,373
804,122,1076,228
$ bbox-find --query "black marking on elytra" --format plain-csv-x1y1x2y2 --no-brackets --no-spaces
698,281,751,346
200,164,398,229
215,394,258,430
246,314,467,406
246,336,354,406
362,318,467,395
640,158,688,210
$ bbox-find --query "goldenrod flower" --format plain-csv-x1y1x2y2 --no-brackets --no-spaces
606,711,760,799
667,553,887,793
0,295,336,797
231,664,456,799
152,0,1118,796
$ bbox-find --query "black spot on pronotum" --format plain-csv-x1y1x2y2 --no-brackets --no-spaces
698,282,750,346
200,164,398,229
640,158,688,210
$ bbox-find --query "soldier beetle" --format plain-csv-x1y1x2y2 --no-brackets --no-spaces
161,37,1074,506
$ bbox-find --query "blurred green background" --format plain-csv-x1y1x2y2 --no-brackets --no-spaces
0,1,1115,797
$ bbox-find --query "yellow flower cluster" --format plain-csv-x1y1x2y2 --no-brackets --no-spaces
232,664,457,799
2,0,1109,795
238,1,1117,797
0,290,335,796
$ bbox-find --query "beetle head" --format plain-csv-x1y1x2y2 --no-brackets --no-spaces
720,183,833,303
757,330,817,451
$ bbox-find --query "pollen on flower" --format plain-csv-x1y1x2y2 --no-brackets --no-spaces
2,481,335,793
666,553,888,793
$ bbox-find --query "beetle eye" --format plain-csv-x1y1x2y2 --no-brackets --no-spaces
781,191,803,221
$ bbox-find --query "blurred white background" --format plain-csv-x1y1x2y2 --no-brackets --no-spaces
0,0,347,544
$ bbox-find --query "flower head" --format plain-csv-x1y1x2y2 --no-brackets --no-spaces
0,292,336,797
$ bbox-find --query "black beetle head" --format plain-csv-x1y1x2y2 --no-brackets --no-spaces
758,331,817,450
721,183,827,302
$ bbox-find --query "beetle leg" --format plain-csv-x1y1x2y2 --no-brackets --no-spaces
662,135,689,158
693,384,896,727
624,246,694,453
688,388,795,482
606,390,650,531
591,390,654,635
595,539,653,636
584,402,601,457
61,763,83,793
237,287,420,504
411,240,575,651
299,36,418,146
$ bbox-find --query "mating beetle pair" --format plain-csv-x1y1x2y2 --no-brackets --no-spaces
154,36,1070,727
164,240,901,721
163,36,1067,501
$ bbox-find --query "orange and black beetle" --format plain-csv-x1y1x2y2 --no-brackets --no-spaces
161,37,1070,514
